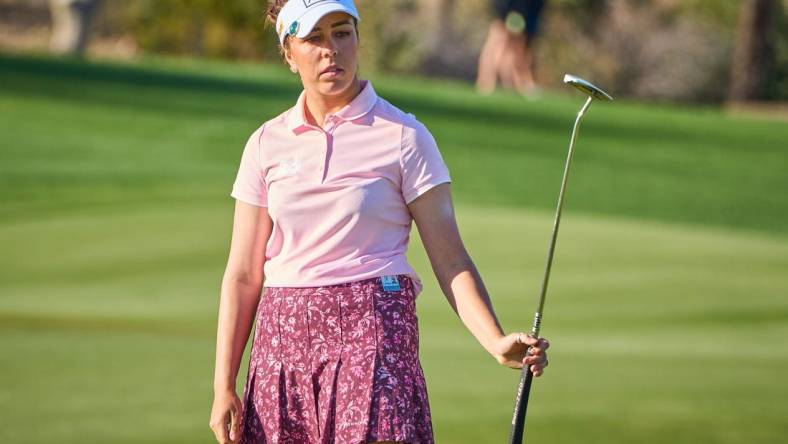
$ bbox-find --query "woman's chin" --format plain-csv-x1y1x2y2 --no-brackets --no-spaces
317,77,355,95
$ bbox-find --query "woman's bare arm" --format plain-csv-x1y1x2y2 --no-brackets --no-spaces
407,183,506,356
213,201,273,393
407,183,549,372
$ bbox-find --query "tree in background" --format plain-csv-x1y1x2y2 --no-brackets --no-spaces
0,0,780,102
536,0,745,103
48,0,99,55
728,0,779,101
130,0,276,59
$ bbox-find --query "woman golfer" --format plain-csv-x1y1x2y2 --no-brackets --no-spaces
210,1,550,443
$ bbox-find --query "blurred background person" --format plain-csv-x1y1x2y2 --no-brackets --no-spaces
476,0,547,97
48,0,99,55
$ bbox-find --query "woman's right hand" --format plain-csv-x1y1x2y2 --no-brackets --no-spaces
209,389,243,444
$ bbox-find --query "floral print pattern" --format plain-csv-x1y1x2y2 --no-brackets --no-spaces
239,275,433,444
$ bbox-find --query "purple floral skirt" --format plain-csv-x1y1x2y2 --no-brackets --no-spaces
239,274,434,444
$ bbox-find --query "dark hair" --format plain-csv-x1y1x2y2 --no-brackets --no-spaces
265,0,287,29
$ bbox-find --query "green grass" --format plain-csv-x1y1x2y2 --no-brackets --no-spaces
1,53,786,443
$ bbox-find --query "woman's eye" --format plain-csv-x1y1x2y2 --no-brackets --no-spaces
336,31,350,38
307,35,321,42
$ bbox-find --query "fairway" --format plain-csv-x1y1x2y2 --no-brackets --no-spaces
1,54,787,443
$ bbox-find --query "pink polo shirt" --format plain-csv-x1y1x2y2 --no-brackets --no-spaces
230,80,451,296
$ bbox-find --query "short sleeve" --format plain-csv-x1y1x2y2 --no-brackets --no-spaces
400,120,452,204
230,126,268,207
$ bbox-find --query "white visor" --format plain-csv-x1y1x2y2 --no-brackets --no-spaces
276,0,360,45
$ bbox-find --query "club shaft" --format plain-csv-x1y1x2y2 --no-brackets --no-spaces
508,96,593,444
534,95,592,327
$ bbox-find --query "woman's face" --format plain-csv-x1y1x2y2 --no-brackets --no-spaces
284,11,359,97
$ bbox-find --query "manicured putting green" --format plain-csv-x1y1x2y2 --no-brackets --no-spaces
0,54,786,443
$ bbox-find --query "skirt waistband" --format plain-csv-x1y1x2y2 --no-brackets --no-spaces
263,274,412,290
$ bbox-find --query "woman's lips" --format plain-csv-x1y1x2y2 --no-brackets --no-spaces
321,66,344,78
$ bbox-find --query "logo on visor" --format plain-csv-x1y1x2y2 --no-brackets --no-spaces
303,0,333,7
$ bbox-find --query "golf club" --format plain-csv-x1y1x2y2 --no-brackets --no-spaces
507,74,613,444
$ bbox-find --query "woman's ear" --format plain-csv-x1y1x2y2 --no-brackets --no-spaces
282,44,298,74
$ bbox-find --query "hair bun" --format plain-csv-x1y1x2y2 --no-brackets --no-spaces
265,0,288,27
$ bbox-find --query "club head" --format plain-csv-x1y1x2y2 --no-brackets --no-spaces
563,74,613,101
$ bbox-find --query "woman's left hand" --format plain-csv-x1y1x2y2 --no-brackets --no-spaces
493,332,550,376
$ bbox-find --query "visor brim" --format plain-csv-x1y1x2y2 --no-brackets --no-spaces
293,3,360,39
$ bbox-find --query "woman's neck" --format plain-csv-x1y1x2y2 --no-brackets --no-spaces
303,76,363,129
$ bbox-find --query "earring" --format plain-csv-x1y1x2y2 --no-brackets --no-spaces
290,65,298,74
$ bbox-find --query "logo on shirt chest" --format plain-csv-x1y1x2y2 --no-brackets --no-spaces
272,157,302,180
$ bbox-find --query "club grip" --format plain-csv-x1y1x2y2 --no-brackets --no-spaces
508,363,535,444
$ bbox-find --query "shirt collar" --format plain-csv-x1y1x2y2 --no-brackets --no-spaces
287,79,377,133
